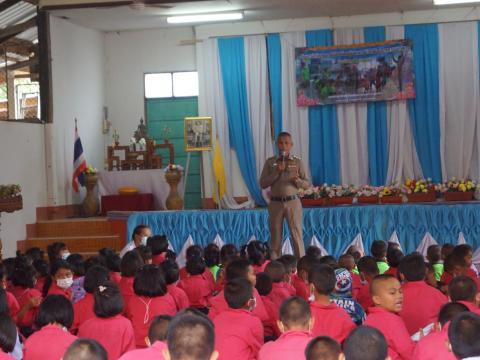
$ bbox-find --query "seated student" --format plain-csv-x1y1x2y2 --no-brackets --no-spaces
66,253,86,303
343,325,388,360
318,256,338,269
305,336,341,360
119,315,172,360
259,297,313,360
413,302,469,360
23,295,78,360
293,256,315,301
306,246,323,261
440,253,477,292
385,249,403,277
448,312,480,360
72,265,110,333
119,250,144,307
330,268,366,325
265,261,293,310
178,257,213,313
364,274,415,360
205,244,221,280
0,313,17,360
163,314,218,360
213,278,263,360
179,245,203,278
278,255,298,295
371,241,389,275
135,245,153,265
427,244,444,282
442,243,455,260
161,260,190,311
338,254,362,299
247,241,270,274
308,264,355,343
32,259,49,293
99,248,122,284
425,262,440,289
452,244,478,278
147,235,169,265
119,225,152,258
448,276,480,315
255,272,280,339
355,256,379,312
47,241,70,263
397,254,448,335
64,339,108,360
126,265,176,347
214,245,238,293
42,260,74,301
78,281,135,359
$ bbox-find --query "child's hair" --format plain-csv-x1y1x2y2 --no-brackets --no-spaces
309,264,336,295
148,315,172,343
84,266,110,294
166,250,177,262
224,278,252,309
166,314,215,360
277,131,292,140
305,336,341,360
2,258,15,281
387,241,401,252
369,274,396,296
11,263,36,288
25,247,44,262
220,244,238,265
132,225,150,240
0,313,16,353
441,243,455,260
186,245,204,260
33,259,50,278
98,248,121,273
47,242,67,263
427,245,442,264
204,244,220,268
161,259,180,285
0,288,9,315
66,253,85,277
247,241,267,266
84,256,107,270
120,250,144,277
338,254,355,271
306,246,322,260
343,326,388,360
36,295,74,329
280,296,311,329
64,339,107,360
444,253,468,274
93,281,124,318
345,246,362,264
357,256,379,278
448,313,480,359
318,256,338,269
278,255,297,274
438,302,469,327
42,260,74,297
135,245,153,263
255,272,272,296
225,259,251,281
452,244,473,259
147,235,169,256
386,248,404,268
186,256,206,276
134,264,167,297
398,253,426,281
448,275,478,302
264,260,286,283
297,256,317,279
370,240,387,260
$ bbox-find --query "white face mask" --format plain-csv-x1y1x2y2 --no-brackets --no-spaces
61,252,71,260
140,236,148,246
57,277,73,289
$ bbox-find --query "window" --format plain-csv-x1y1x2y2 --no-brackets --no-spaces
144,71,198,99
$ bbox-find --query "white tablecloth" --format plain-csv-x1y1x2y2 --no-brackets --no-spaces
98,169,184,210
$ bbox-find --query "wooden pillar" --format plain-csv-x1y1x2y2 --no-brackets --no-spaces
7,72,15,119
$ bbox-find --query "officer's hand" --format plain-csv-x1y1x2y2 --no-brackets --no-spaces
277,162,286,172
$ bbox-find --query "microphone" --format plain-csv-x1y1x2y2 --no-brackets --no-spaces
281,151,287,170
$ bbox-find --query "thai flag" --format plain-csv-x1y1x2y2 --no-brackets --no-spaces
72,120,87,192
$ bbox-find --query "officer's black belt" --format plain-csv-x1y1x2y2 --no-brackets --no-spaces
270,195,298,202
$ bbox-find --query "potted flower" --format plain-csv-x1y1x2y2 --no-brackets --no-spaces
0,184,23,213
138,138,147,151
443,178,477,202
82,166,99,217
379,184,403,204
403,178,436,203
299,186,327,207
356,185,380,204
326,184,357,205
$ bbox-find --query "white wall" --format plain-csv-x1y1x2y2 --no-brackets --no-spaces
49,15,106,205
0,123,47,257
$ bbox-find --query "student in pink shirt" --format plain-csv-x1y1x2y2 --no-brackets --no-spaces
78,281,135,359
448,312,480,360
385,248,404,278
259,296,313,360
278,255,299,295
398,254,448,335
119,315,171,359
0,314,17,360
265,261,293,310
161,260,190,311
214,278,264,360
63,339,108,360
147,235,169,265
23,295,78,360
292,256,314,301
364,274,415,360
342,325,388,360
126,265,176,347
338,254,362,299
72,265,110,333
43,260,74,301
308,264,355,343
448,276,480,315
413,302,469,360
247,241,270,274
255,272,281,339
119,250,144,307
178,257,212,313
304,336,341,360
356,256,379,312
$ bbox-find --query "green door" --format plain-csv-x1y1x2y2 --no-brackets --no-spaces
146,97,201,209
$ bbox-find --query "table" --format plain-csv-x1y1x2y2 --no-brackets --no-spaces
101,193,154,215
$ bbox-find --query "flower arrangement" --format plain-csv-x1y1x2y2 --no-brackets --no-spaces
403,178,434,194
356,185,381,197
379,184,402,197
298,186,323,199
84,165,98,175
0,184,21,199
164,164,184,172
442,178,477,193
324,184,357,198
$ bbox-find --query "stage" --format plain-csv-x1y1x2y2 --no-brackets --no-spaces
126,202,480,257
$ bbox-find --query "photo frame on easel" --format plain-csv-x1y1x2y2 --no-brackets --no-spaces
184,116,213,152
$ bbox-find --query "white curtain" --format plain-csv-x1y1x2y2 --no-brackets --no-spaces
244,35,275,203
334,28,369,186
280,32,311,179
439,22,480,181
385,26,424,184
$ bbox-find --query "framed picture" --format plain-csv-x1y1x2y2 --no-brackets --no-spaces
184,116,213,152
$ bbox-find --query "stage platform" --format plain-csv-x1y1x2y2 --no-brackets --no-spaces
126,202,480,257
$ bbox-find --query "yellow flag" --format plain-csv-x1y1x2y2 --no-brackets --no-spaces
212,139,226,204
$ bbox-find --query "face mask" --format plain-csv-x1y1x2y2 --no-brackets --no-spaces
57,277,73,289
61,252,71,260
141,236,148,246
248,297,257,311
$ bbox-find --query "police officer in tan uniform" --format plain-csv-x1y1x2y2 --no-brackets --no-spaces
260,132,310,259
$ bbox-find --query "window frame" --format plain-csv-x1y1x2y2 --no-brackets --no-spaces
143,70,199,100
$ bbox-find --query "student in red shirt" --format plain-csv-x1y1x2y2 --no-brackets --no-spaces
278,255,298,294
292,256,315,301
448,275,480,315
72,265,110,333
99,247,122,285
342,325,388,360
413,302,469,360
46,241,70,264
147,235,169,265
247,241,270,274
126,264,176,347
78,281,135,359
0,313,17,360
255,272,280,339
308,264,355,343
23,295,78,360
119,315,171,359
179,245,204,279
356,256,379,312
214,278,263,360
440,253,476,292
160,260,189,311
119,250,144,307
32,259,49,294
447,312,480,360
63,339,108,360
42,260,74,301
398,254,448,335
259,296,313,360
452,244,478,278
385,248,403,278
364,274,415,360
178,257,213,313
338,254,362,299
265,261,293,310
304,336,341,360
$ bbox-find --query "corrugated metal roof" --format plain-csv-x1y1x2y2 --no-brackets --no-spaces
0,1,37,29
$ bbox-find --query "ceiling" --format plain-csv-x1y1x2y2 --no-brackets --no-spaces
47,0,455,32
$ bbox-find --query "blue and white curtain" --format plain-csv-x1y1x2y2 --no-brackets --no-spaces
197,21,480,207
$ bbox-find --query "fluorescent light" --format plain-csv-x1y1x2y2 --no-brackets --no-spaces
167,12,243,24
434,0,480,5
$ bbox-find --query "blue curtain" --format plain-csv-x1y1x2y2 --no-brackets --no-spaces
266,34,282,142
405,24,442,182
218,37,266,206
364,27,388,185
305,30,340,185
